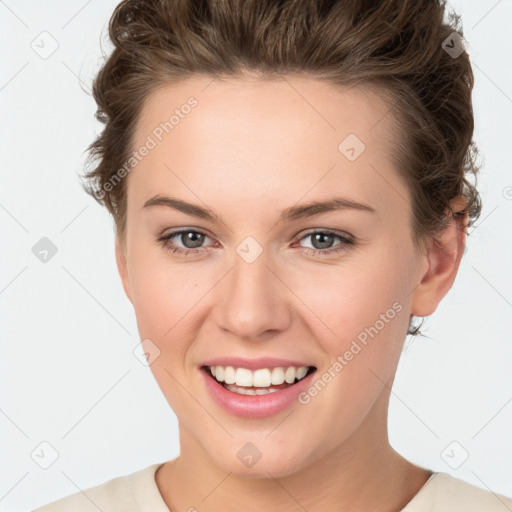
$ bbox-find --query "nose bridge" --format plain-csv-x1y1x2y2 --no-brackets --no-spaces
215,239,290,340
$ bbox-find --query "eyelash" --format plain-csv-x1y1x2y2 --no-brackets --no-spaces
157,228,355,258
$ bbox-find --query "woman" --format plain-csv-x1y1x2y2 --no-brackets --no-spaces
33,0,512,510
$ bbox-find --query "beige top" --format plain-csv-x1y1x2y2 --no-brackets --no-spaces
32,463,512,511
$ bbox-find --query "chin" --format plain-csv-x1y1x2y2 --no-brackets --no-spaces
201,434,317,479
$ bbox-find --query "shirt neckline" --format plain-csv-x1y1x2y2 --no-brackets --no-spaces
131,462,170,511
399,471,441,510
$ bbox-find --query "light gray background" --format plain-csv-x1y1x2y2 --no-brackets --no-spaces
1,1,511,510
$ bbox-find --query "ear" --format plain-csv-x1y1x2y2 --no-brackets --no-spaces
410,197,468,317
115,235,133,304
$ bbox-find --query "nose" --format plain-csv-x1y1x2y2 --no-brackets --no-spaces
213,247,292,342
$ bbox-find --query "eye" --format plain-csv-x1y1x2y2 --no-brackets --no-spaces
295,230,355,257
158,228,214,256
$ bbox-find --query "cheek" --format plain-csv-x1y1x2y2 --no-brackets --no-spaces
286,249,412,347
127,246,216,370
128,245,189,342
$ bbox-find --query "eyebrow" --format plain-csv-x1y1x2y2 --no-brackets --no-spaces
142,195,376,223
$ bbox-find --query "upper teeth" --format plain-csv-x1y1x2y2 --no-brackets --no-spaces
208,365,309,387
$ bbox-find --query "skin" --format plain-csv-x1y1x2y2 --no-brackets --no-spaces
115,74,467,511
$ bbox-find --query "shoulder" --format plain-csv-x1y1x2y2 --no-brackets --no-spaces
31,463,166,512
403,472,512,511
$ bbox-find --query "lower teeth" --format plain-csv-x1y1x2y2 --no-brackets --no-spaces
224,383,284,395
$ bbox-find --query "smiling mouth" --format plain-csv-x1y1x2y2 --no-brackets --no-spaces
202,365,317,395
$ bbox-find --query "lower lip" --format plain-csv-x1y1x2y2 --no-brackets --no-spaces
201,367,316,418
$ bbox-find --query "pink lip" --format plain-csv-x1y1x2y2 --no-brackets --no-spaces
201,356,314,371
200,366,317,419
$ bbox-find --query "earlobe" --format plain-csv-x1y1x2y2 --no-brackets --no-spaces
115,237,133,304
410,200,468,318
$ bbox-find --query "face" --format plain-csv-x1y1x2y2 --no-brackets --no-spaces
115,75,454,478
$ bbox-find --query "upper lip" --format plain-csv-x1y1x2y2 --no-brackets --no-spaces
201,357,316,371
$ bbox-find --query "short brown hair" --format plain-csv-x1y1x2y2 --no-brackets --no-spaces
81,0,482,336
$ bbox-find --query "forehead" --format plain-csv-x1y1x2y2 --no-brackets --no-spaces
128,75,407,219
135,74,398,149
